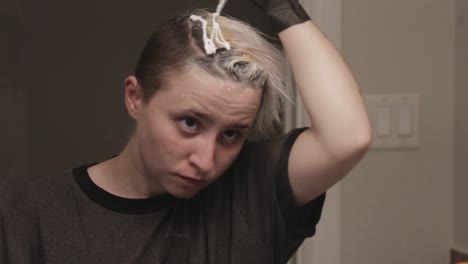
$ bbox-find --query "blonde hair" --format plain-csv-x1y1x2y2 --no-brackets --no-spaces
135,9,291,136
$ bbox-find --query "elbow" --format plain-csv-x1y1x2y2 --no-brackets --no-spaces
358,136,372,159
335,118,373,158
319,126,373,160
350,129,373,157
338,128,373,160
358,128,373,151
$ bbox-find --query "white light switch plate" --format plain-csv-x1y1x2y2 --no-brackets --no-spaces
363,93,420,150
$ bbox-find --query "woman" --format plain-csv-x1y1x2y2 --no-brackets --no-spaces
0,1,371,263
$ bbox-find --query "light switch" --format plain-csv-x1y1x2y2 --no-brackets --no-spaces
397,106,412,136
377,106,392,137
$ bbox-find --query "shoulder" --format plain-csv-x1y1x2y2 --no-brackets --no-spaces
226,128,326,252
239,128,309,161
231,128,309,182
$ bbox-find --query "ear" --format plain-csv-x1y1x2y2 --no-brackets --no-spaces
124,76,144,120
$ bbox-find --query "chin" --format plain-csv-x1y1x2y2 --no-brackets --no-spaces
168,186,204,199
173,192,197,199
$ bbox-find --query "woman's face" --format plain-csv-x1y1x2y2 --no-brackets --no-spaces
130,67,262,198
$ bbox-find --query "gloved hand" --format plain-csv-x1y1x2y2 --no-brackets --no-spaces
249,0,310,34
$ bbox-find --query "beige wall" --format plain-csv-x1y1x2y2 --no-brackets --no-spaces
455,0,468,252
341,0,455,263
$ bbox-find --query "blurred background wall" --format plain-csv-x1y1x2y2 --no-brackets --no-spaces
291,0,464,263
339,0,457,263
454,0,468,255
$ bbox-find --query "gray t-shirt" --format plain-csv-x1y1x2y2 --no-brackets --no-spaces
1,128,326,264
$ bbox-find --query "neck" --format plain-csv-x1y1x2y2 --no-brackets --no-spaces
88,135,165,199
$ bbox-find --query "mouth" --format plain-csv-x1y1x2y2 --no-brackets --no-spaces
177,174,206,189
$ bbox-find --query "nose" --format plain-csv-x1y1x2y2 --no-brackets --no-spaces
188,135,217,176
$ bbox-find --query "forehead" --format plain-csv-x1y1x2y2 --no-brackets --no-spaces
152,67,262,124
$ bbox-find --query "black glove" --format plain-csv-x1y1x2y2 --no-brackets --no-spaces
249,0,310,34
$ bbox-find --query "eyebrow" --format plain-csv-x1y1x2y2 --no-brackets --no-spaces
188,110,251,129
190,110,214,123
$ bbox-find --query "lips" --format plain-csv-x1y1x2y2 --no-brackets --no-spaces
177,174,206,188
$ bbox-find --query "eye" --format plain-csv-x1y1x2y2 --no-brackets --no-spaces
221,130,241,143
179,117,199,132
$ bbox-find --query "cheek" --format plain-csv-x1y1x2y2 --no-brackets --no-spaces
156,129,186,158
138,119,184,163
160,137,186,161
215,145,244,173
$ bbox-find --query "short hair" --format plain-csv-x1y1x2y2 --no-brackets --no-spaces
135,9,291,136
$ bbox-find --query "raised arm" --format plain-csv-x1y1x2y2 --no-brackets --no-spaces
252,0,372,205
282,20,372,206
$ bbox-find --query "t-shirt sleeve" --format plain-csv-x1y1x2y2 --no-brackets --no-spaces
275,128,326,237
232,127,326,262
